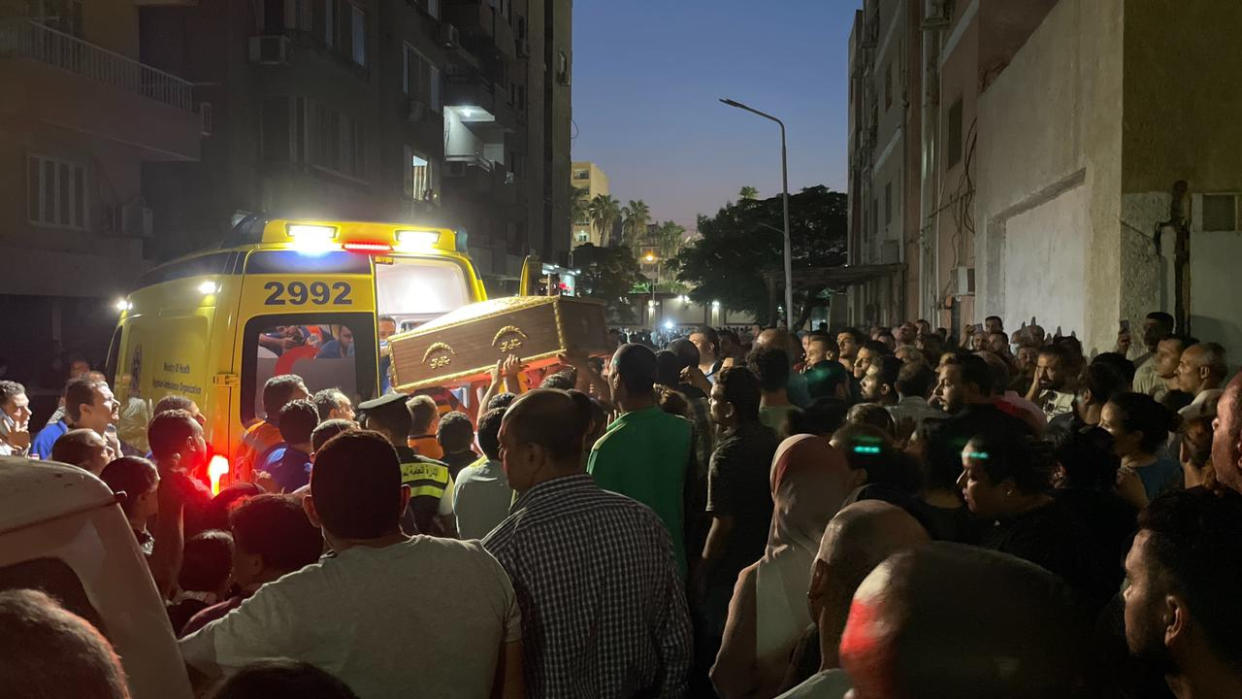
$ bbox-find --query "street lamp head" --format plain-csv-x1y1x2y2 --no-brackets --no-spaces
719,98,742,108
644,253,655,262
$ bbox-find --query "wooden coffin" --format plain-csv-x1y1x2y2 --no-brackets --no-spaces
388,295,612,391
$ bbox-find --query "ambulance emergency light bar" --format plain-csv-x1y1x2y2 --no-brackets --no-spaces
285,223,445,254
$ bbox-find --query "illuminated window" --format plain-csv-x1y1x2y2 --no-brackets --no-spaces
405,146,434,201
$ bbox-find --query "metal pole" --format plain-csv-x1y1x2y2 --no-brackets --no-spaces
779,123,793,331
720,98,794,331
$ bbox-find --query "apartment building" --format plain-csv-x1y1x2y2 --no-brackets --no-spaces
570,160,608,246
847,0,1055,334
139,0,571,289
0,0,201,376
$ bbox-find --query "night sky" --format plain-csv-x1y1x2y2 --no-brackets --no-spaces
572,1,855,233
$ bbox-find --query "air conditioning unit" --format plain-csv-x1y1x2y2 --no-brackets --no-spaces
120,202,154,238
438,23,459,49
406,99,426,124
199,102,213,135
954,266,975,296
516,39,530,57
445,161,468,177
248,35,291,65
922,0,952,29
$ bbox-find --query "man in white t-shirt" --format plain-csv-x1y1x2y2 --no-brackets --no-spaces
180,430,524,699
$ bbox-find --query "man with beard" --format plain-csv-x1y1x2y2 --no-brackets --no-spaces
1026,344,1077,421
1124,488,1242,698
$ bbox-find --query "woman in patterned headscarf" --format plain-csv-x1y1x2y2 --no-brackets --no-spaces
710,434,859,698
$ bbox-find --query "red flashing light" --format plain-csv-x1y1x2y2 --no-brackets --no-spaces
343,241,393,253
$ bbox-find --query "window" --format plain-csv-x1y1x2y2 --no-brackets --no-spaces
350,4,365,66
403,45,441,112
375,258,472,322
516,15,526,40
404,146,434,201
946,97,963,169
884,62,892,109
315,0,364,64
426,0,439,20
556,50,570,85
307,101,365,179
517,84,526,112
573,168,589,180
884,182,892,226
1202,194,1238,232
27,155,86,229
243,314,376,424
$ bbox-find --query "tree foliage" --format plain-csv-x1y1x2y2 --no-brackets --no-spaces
589,194,621,246
673,185,847,326
651,220,685,259
572,243,644,322
570,186,591,225
621,200,651,250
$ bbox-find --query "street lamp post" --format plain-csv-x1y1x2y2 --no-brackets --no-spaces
719,98,793,331
644,251,658,326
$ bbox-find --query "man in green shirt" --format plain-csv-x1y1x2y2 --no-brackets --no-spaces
588,344,695,576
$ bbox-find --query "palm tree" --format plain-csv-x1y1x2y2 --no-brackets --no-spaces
588,194,621,246
570,187,591,225
621,199,651,250
739,185,759,200
653,220,685,259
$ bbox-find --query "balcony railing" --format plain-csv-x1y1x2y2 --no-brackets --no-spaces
0,19,193,111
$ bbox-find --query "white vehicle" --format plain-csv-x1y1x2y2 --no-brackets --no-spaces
0,457,192,698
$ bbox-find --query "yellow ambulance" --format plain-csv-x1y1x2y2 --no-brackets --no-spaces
105,218,487,490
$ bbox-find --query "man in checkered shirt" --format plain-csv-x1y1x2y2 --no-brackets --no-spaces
484,389,693,698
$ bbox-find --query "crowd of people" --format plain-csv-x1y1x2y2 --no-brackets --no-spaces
2,309,1242,699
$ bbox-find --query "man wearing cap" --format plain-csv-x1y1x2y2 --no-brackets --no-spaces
357,392,456,537
587,344,695,576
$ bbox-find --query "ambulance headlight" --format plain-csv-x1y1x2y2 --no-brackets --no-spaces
197,280,220,295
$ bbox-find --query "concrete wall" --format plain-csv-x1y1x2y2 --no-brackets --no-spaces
930,0,978,331
1119,0,1242,365
975,0,1125,354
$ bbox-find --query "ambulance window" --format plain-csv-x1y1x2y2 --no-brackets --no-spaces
375,258,470,328
241,313,376,424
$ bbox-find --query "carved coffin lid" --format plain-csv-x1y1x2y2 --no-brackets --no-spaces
387,295,610,391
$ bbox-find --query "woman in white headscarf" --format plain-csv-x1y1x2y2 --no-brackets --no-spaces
709,434,858,698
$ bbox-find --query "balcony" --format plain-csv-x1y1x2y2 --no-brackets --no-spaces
0,19,200,160
444,0,517,58
443,157,516,206
444,70,515,129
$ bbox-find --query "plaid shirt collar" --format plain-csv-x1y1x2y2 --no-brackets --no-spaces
511,472,596,511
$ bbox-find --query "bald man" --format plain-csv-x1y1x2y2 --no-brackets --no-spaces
838,543,1089,699
1213,373,1242,493
1176,343,1229,419
770,502,929,699
754,328,812,409
484,389,693,698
